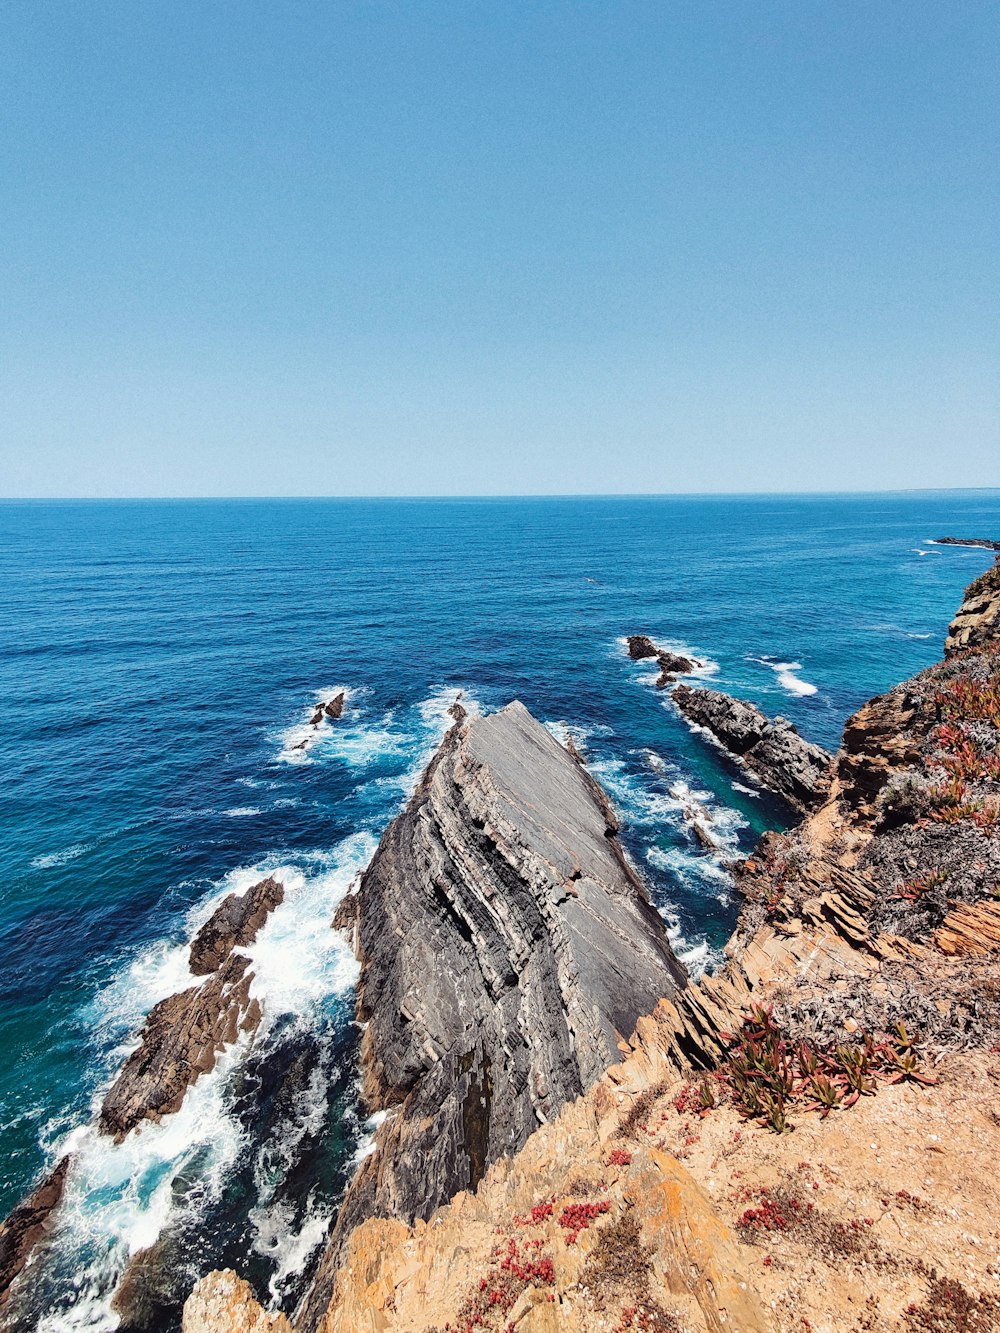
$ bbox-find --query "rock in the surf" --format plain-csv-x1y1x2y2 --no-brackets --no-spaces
672,683,832,813
301,700,686,1329
98,953,261,1141
0,1157,69,1309
626,634,659,659
188,876,284,976
323,692,345,720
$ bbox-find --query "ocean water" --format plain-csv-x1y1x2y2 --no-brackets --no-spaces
1,491,996,1328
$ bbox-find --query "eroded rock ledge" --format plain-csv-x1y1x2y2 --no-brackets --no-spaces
671,683,832,812
298,700,686,1329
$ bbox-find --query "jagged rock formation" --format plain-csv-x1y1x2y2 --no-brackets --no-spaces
182,1270,291,1333
189,877,284,975
99,953,262,1141
0,1157,68,1310
99,875,285,1140
298,700,686,1329
672,684,832,812
625,634,704,687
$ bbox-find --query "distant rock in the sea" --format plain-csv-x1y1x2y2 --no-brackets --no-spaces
672,683,832,812
930,536,1000,551
625,635,703,687
299,699,686,1330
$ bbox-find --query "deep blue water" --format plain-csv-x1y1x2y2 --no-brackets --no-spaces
1,492,997,1329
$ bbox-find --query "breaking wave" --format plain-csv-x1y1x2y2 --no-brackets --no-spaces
748,655,818,697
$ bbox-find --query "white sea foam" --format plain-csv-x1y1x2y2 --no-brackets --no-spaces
225,806,261,817
30,843,90,870
748,655,818,696
730,780,760,798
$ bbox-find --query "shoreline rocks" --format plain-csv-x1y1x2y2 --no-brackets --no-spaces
672,684,832,813
297,700,686,1330
189,877,284,976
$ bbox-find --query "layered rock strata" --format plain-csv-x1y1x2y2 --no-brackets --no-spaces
189,876,284,976
298,700,686,1328
672,684,832,812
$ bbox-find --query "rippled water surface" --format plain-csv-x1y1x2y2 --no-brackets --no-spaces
1,493,996,1327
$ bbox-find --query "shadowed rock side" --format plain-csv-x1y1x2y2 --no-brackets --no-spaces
671,683,832,813
298,700,686,1331
0,1158,69,1311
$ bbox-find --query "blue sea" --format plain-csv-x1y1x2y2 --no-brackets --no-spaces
1,492,997,1329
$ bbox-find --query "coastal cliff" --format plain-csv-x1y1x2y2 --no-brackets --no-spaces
185,557,1000,1332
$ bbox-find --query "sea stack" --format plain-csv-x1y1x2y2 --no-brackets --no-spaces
299,700,686,1328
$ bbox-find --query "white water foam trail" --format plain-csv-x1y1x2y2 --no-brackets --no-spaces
747,655,818,697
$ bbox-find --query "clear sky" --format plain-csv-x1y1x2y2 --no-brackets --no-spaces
1,2,997,497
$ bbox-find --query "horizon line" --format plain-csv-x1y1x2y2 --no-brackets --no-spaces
2,485,998,503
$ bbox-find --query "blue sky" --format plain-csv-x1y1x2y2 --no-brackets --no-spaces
1,2,997,496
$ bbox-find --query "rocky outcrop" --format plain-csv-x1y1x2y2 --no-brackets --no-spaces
672,684,832,812
931,536,1000,551
189,877,284,976
298,700,686,1329
309,693,345,726
99,952,262,1141
0,1157,69,1309
625,635,704,688
626,635,659,659
944,554,1000,656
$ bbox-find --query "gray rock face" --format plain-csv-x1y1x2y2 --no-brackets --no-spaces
672,684,832,813
189,877,284,976
299,700,686,1330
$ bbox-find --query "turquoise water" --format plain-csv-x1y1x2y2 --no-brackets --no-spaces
1,492,996,1328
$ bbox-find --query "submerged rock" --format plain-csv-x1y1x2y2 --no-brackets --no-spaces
0,1156,69,1309
672,684,832,813
189,876,284,976
299,700,686,1329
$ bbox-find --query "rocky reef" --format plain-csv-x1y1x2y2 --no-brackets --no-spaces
671,684,832,812
931,535,1000,551
298,699,687,1328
